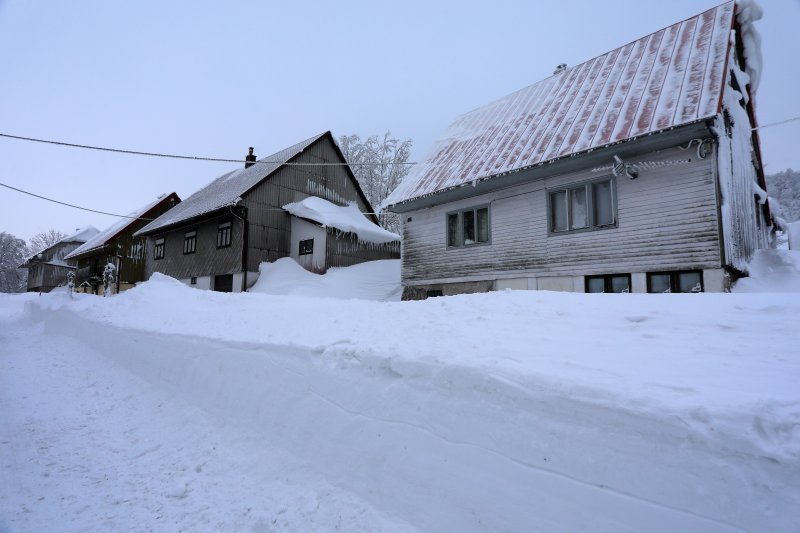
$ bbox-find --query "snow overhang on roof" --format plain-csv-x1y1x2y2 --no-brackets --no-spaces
386,1,737,208
135,133,328,236
283,196,400,244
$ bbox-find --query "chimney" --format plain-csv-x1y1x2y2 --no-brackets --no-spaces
245,147,256,168
553,63,567,75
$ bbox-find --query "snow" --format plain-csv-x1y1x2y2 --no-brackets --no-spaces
735,0,763,94
135,133,326,236
58,225,100,245
250,257,401,301
283,196,400,244
385,3,735,207
732,249,800,292
3,263,799,531
66,195,172,260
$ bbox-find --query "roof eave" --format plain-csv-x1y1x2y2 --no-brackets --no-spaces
387,119,715,213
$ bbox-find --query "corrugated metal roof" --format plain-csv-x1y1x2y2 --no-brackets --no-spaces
65,194,179,259
137,132,327,235
387,2,734,206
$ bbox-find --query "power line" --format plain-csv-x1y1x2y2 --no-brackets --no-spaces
753,115,800,131
0,180,389,217
0,133,416,166
0,181,155,220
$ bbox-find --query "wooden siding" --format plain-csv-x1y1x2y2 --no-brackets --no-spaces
145,214,244,280
25,241,80,292
325,231,401,269
401,142,722,285
243,136,372,272
74,197,178,289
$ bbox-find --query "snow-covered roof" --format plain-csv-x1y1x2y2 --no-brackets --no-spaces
283,196,400,244
137,133,327,235
65,194,179,260
59,225,100,245
387,1,740,206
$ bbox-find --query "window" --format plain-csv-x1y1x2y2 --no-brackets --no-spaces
549,178,615,233
299,238,314,255
190,276,197,285
447,206,490,247
647,271,703,293
426,290,443,298
585,274,631,293
183,230,197,254
154,237,165,260
217,220,232,248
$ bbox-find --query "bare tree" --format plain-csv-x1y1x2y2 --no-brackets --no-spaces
28,229,67,255
0,232,29,293
339,132,412,234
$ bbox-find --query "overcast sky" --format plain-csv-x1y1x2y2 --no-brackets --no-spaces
1,0,798,241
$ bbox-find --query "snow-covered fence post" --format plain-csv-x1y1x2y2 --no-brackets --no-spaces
103,262,116,297
66,271,75,299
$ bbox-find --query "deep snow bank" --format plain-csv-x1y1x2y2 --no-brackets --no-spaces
24,277,800,531
733,249,800,292
250,258,401,301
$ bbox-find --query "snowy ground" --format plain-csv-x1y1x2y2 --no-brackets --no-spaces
1,253,799,531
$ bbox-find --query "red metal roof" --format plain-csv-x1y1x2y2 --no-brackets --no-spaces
389,1,735,205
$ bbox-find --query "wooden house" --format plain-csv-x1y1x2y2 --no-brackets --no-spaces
65,193,181,294
20,226,99,292
135,132,399,292
385,1,771,298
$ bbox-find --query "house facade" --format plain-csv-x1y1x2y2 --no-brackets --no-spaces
21,226,100,293
65,193,181,294
386,1,771,298
136,132,398,292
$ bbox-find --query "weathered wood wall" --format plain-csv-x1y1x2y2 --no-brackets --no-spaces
325,232,401,269
401,142,722,286
243,136,372,272
145,214,244,281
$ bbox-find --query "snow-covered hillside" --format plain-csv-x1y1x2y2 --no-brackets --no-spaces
1,255,799,531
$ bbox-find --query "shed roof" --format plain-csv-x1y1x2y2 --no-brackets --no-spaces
136,132,327,235
387,1,736,206
65,193,180,260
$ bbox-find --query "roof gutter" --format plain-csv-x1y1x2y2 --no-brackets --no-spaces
387,118,714,213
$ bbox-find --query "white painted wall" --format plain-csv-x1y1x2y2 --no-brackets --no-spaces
289,217,327,272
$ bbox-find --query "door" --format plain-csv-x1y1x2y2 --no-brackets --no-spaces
213,274,233,293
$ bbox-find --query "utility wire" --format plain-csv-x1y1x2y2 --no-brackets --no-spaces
753,115,800,131
0,181,155,220
0,181,389,217
0,133,416,166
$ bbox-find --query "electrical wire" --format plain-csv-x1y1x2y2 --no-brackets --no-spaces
0,180,388,217
0,133,416,166
752,115,800,131
0,181,155,220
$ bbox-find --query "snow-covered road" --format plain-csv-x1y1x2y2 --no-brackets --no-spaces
0,299,412,532
1,262,799,532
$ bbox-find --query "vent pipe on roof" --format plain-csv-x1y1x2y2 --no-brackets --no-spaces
245,147,256,168
553,63,567,75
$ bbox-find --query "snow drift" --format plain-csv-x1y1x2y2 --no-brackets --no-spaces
17,271,800,531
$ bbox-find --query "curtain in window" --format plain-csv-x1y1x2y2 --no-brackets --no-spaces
593,181,613,226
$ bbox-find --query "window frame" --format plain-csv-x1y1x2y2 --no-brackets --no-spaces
183,229,197,255
299,238,314,256
547,176,617,235
585,273,632,293
154,237,165,260
446,205,491,248
646,270,704,293
217,220,232,249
